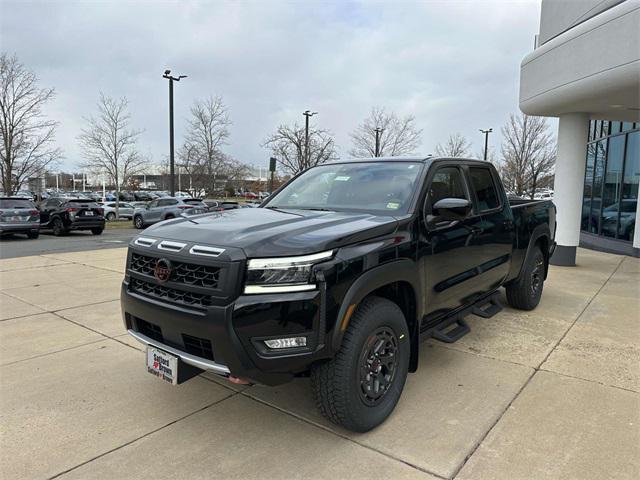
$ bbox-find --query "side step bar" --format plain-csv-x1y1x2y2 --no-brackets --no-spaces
432,318,470,343
472,292,503,318
427,291,503,344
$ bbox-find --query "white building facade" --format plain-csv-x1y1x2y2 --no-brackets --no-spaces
520,0,640,264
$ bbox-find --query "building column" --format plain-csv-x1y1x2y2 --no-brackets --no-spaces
550,113,590,266
634,187,640,250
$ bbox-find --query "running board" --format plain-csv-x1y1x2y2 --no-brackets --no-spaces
471,292,503,318
431,318,470,343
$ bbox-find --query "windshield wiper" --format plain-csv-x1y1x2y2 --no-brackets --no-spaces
295,207,334,212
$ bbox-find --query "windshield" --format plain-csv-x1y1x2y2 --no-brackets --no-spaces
265,161,423,214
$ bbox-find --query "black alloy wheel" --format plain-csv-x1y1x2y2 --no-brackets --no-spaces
358,327,400,406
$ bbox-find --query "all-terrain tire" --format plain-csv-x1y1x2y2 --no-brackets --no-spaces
310,296,410,432
505,245,545,311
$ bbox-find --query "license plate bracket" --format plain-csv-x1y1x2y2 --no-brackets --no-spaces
146,347,178,385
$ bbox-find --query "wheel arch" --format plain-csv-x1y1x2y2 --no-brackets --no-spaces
331,260,423,372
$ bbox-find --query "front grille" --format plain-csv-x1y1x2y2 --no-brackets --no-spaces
130,253,222,289
129,277,214,309
137,318,164,342
182,334,215,361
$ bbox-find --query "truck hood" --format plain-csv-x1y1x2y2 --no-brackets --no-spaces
143,207,399,257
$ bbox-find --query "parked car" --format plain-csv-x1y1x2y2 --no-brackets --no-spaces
133,197,209,229
39,197,105,236
203,200,241,211
102,202,136,221
122,156,556,432
0,197,40,238
134,191,154,201
131,201,149,209
258,191,270,200
243,191,259,200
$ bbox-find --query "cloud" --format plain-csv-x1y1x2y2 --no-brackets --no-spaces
1,0,543,171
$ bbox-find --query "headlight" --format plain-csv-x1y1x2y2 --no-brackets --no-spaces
244,250,333,294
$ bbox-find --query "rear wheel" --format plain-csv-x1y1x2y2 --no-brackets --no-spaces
506,246,545,310
134,215,145,229
52,217,67,236
91,227,104,235
106,212,116,221
311,296,410,432
27,231,39,239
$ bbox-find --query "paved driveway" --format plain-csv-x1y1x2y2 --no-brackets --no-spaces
0,248,638,479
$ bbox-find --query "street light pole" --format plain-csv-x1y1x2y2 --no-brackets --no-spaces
163,69,187,196
303,110,317,169
374,127,383,157
480,128,493,161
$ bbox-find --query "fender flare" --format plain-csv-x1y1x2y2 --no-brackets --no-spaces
330,260,423,357
519,224,551,280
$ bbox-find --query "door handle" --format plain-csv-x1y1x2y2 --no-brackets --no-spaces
471,227,483,235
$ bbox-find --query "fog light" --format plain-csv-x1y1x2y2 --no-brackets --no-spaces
264,337,307,349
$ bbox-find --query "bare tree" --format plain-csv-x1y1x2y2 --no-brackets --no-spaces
179,96,240,195
435,133,472,157
78,93,145,217
499,113,556,199
0,53,62,194
262,123,337,175
349,107,422,157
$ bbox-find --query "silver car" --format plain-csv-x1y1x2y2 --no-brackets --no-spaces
133,197,208,229
0,197,40,239
102,202,135,221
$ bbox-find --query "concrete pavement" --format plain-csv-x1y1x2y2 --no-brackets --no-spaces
0,247,638,479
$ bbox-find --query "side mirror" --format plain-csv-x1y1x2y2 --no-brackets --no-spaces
432,198,472,219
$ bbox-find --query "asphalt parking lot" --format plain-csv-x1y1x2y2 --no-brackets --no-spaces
0,247,638,480
0,228,138,259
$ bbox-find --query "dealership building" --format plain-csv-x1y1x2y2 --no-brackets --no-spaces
519,0,639,264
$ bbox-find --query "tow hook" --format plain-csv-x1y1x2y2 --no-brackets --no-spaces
228,375,252,385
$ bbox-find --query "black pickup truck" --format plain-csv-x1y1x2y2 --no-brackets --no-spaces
121,157,555,431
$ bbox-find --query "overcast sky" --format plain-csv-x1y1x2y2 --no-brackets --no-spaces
1,0,544,172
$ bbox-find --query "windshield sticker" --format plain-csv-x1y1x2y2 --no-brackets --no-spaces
386,202,400,210
335,176,351,181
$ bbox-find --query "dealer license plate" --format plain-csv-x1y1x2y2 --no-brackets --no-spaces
84,211,94,216
5,216,27,222
146,347,178,385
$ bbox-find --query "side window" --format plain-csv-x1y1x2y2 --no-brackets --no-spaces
148,200,159,208
427,167,468,210
469,167,500,212
46,199,60,207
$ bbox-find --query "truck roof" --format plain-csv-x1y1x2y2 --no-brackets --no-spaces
330,156,487,165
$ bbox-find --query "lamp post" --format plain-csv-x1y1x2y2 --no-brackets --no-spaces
163,69,187,196
303,110,317,169
480,128,493,161
374,127,383,157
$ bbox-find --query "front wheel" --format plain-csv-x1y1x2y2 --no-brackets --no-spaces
134,215,145,229
505,245,545,310
310,296,410,432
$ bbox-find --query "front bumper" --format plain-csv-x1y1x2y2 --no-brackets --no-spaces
121,281,328,386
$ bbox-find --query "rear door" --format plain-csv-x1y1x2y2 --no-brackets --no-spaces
40,198,61,225
464,165,514,292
